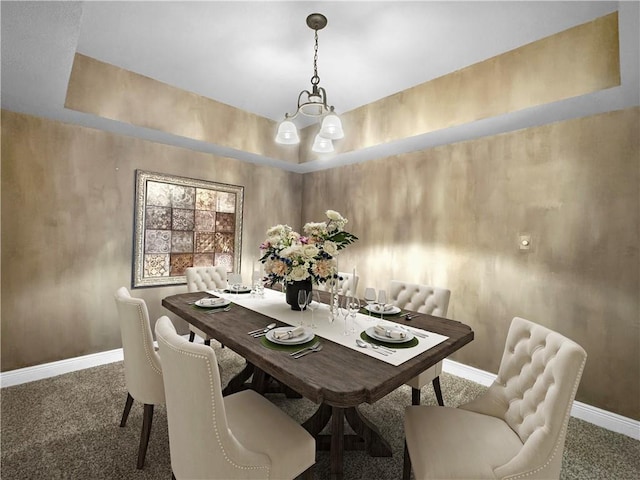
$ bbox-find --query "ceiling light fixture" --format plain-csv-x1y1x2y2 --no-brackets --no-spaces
275,13,344,153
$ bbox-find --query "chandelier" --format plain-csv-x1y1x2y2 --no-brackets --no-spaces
274,13,344,153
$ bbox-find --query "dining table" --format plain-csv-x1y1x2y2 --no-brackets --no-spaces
162,287,474,480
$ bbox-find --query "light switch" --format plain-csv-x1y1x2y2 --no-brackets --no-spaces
519,234,531,250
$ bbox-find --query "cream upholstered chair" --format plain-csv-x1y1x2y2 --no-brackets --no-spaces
319,271,360,296
389,280,451,406
155,316,316,480
185,266,227,346
403,317,587,480
114,287,165,469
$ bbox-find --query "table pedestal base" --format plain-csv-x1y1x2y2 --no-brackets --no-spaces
302,403,392,479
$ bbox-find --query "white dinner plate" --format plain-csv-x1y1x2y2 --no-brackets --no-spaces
195,298,232,308
266,327,314,345
364,304,401,315
224,287,252,294
365,326,414,344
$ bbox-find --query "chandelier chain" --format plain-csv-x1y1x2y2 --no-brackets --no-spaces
311,29,320,86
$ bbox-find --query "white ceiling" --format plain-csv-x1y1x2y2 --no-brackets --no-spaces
2,1,638,172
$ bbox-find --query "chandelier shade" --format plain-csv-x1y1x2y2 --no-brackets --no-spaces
312,134,334,153
319,113,344,140
274,13,344,154
275,120,300,145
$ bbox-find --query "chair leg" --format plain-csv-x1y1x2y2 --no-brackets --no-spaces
204,339,211,346
188,331,195,342
137,404,154,469
432,376,444,406
120,392,134,427
299,464,314,479
403,440,412,480
411,387,421,405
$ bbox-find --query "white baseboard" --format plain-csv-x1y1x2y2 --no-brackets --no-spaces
442,359,640,440
1,346,637,440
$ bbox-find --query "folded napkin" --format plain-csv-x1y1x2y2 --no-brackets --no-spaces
372,303,394,313
273,326,305,340
199,297,226,307
374,323,407,340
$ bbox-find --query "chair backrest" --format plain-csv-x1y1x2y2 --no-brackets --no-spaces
155,316,269,479
114,287,164,405
318,272,359,297
389,280,450,317
185,266,227,292
462,317,587,479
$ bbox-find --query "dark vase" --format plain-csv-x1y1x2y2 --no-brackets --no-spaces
285,279,313,310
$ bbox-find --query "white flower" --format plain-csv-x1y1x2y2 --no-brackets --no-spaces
326,210,344,222
280,245,302,259
323,241,338,256
302,244,319,258
303,222,327,238
266,224,287,238
289,265,310,281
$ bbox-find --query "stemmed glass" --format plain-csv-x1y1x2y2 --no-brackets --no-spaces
377,290,387,319
229,273,242,296
364,288,376,318
347,296,360,334
307,290,320,329
339,295,351,336
297,290,308,326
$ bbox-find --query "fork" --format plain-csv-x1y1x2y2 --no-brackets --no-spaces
292,343,323,359
289,341,320,357
207,306,231,314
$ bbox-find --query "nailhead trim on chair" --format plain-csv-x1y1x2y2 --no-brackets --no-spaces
135,303,162,377
157,332,270,476
501,353,587,480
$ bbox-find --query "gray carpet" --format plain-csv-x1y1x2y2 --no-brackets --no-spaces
2,345,638,479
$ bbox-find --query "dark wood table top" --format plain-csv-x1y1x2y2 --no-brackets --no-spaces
162,291,474,408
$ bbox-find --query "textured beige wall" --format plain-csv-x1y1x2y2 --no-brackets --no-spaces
65,54,298,164
302,108,639,419
1,110,302,370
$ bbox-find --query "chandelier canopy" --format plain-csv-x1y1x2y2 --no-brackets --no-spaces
275,13,344,153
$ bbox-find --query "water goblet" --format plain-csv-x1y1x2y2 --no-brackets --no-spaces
348,296,360,334
377,290,387,319
297,290,308,326
364,288,376,318
307,290,320,329
339,295,351,335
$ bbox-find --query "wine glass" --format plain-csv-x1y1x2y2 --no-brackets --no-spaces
348,296,360,334
307,290,320,329
364,288,376,318
339,295,351,336
377,290,388,319
229,273,242,296
297,290,308,326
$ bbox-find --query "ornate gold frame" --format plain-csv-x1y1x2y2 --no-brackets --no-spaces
133,170,243,288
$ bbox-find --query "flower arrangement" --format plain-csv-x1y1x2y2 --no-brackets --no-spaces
259,210,358,286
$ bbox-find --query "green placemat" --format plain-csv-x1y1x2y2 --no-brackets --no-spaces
191,304,231,311
358,307,406,318
360,331,418,349
260,335,318,352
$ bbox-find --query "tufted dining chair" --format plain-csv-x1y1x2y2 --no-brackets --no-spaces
114,287,165,469
155,316,316,480
185,266,227,346
403,316,587,480
389,280,451,406
319,271,360,297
